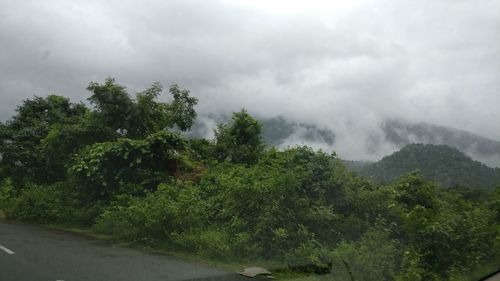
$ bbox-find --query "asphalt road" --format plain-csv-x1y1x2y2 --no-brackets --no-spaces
0,220,248,281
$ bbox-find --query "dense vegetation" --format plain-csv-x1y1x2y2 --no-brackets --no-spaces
356,144,500,188
1,79,499,280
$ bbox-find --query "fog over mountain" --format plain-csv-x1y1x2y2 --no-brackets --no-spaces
1,0,499,163
190,114,500,167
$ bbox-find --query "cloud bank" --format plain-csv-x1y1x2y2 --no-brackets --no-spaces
1,0,499,160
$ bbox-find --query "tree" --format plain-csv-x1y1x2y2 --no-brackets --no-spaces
87,78,198,138
166,84,198,132
40,112,118,180
213,109,265,165
87,78,135,135
0,95,87,186
70,131,187,200
0,79,198,188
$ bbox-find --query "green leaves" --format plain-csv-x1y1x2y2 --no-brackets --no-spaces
0,78,199,190
87,78,198,138
166,84,198,132
0,95,88,187
214,109,265,165
70,131,187,199
87,78,135,134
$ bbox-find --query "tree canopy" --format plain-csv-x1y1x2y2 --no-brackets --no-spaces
214,109,265,165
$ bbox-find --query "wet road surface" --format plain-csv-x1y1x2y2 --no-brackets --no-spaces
0,220,247,281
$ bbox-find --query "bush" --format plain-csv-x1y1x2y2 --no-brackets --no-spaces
0,178,16,216
9,183,71,223
92,198,146,241
171,228,233,260
93,183,206,244
330,226,401,281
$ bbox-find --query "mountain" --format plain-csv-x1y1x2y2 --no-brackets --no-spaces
188,114,335,147
260,116,335,147
355,144,500,188
382,119,500,168
189,114,500,167
341,159,373,171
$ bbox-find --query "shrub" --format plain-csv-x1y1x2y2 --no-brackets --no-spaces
9,183,71,223
330,226,401,281
0,178,16,216
171,228,233,260
93,183,206,244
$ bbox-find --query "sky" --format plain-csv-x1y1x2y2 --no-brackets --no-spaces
1,0,499,160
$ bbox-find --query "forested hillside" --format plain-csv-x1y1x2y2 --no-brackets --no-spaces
356,144,500,188
382,119,500,168
1,79,499,281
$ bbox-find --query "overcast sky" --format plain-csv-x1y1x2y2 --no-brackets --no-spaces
1,0,499,157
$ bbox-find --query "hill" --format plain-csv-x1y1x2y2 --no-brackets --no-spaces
356,143,500,188
189,115,500,167
382,119,500,168
260,116,335,146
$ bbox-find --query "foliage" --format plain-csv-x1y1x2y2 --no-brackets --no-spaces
70,131,187,199
214,109,265,165
87,78,135,134
6,183,71,223
87,78,198,138
330,226,401,281
0,95,87,187
0,178,16,214
165,84,199,131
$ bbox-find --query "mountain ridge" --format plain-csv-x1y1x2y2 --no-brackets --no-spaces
354,143,500,188
189,114,500,168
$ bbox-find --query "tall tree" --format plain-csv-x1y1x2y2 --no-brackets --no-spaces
214,109,265,165
0,95,87,186
87,78,198,138
166,84,198,132
87,78,135,135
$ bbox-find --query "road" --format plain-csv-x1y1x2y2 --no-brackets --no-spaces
0,220,247,281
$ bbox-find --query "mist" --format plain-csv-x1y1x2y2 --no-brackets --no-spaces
1,0,499,162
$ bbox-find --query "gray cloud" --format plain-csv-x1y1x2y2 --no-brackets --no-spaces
1,0,499,160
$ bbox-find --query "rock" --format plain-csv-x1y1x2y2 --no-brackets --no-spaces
237,266,272,278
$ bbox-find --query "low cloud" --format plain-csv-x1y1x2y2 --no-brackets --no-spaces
1,0,499,161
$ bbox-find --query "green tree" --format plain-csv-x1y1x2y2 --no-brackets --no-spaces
165,84,198,132
0,95,87,186
70,131,187,200
87,78,198,138
40,113,118,180
213,109,265,165
87,78,135,135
